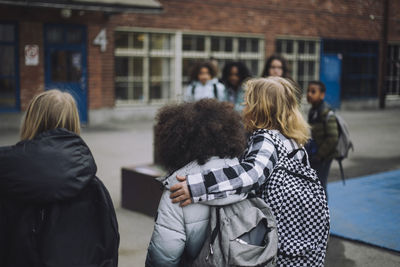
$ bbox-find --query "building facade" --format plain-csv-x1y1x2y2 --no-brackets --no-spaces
0,0,399,125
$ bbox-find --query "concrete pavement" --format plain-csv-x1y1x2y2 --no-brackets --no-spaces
1,108,400,266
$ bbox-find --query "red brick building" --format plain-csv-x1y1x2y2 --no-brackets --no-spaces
0,0,399,125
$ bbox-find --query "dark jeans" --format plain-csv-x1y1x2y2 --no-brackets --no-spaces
311,159,332,195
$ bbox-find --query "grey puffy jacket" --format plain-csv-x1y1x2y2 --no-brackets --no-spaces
145,157,246,267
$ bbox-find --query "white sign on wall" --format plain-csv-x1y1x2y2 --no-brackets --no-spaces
25,45,39,66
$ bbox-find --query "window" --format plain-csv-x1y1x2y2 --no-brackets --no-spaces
0,23,18,110
276,38,320,91
211,37,233,52
115,31,174,103
386,44,400,97
50,50,82,82
115,30,264,104
323,40,378,99
183,35,205,51
182,34,264,85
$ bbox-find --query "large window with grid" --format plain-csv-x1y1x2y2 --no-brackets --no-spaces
0,23,19,111
275,38,320,91
386,44,400,97
182,34,264,86
115,31,174,104
115,30,264,104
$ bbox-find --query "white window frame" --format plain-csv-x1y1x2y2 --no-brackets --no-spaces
114,27,264,106
181,31,264,86
275,36,320,91
386,43,400,99
115,28,176,105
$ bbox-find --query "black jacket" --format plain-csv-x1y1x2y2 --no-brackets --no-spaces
0,128,119,267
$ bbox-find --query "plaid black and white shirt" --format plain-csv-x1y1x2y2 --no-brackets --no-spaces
187,129,308,202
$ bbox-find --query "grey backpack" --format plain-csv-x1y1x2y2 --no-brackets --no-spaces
191,196,278,267
326,111,354,184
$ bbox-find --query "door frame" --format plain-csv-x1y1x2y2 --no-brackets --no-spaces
44,23,88,123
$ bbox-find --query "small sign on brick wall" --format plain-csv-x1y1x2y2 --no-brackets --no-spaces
25,45,39,66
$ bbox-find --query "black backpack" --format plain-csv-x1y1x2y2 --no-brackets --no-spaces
39,177,120,267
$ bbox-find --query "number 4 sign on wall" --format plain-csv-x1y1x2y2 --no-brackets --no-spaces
93,28,107,52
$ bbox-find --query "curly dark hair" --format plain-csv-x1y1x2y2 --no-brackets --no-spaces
261,54,289,78
190,61,217,82
154,99,247,172
221,61,251,89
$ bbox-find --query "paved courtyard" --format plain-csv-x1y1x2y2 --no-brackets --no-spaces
1,108,400,266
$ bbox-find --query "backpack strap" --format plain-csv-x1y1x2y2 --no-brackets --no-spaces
191,84,196,97
264,129,289,159
213,83,219,99
323,110,335,137
192,83,219,100
338,159,346,185
324,110,347,184
266,129,308,166
207,207,221,258
288,148,309,166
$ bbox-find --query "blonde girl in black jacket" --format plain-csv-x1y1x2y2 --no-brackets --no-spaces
0,90,119,267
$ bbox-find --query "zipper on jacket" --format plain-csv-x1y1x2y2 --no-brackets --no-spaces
33,208,46,248
206,244,214,261
40,208,45,221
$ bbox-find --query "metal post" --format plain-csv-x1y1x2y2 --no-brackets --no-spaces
378,0,389,109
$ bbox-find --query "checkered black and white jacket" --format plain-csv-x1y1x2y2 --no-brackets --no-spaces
187,129,330,266
187,129,305,202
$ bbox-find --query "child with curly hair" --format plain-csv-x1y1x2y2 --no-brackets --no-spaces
146,99,247,266
184,61,226,102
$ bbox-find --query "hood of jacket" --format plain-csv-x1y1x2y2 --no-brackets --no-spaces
0,128,96,203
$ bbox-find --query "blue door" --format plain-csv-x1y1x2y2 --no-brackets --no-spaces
44,24,88,123
320,54,342,109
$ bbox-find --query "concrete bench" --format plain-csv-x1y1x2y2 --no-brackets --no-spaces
121,164,166,217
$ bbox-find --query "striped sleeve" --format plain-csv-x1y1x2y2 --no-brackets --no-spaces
186,131,278,203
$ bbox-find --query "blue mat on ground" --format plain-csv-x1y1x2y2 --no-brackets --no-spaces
327,169,400,252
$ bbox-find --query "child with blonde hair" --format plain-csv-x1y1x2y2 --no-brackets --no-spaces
0,90,119,267
170,77,329,266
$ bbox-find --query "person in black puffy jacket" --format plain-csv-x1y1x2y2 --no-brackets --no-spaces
0,89,119,267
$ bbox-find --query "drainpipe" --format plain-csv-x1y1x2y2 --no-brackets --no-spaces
378,0,389,109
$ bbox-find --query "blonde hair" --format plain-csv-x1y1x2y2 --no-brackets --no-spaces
20,90,80,140
243,77,310,145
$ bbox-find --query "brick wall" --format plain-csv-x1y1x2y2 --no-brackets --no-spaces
18,21,45,111
1,0,399,112
86,23,116,109
0,5,113,110
101,26,116,108
87,24,105,109
109,0,400,55
389,0,400,42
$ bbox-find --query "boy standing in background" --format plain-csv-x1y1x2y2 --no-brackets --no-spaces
307,81,339,193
